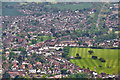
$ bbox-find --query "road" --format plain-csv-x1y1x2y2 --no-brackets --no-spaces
96,3,106,28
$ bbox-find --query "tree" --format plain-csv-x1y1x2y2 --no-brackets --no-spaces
14,75,19,80
99,58,106,62
31,39,37,44
75,53,81,59
41,37,43,41
88,50,94,58
78,41,81,46
67,71,71,74
3,71,10,78
18,47,27,56
92,56,97,59
76,53,79,57
61,69,67,74
48,35,52,40
50,28,56,37
70,73,88,78
62,46,70,60
18,47,26,51
32,53,37,57
9,51,16,59
2,55,7,60
58,48,62,51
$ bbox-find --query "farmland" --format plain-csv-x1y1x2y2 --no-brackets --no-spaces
69,47,119,74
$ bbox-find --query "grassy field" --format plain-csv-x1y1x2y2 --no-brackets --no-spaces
69,47,119,74
46,3,94,11
2,2,24,16
37,36,56,42
37,36,50,42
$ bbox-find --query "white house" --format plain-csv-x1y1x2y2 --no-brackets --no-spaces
55,47,63,50
45,53,51,57
29,69,36,74
22,62,29,65
93,72,98,76
49,47,56,49
41,71,46,74
43,47,49,50
37,69,41,73
39,48,44,51
13,51,21,55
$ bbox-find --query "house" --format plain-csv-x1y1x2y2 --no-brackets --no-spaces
37,69,41,73
36,62,42,65
53,74,62,78
48,70,52,74
93,72,98,76
55,47,63,50
22,61,29,65
43,47,49,50
70,56,73,59
8,72,19,78
49,47,56,49
108,75,115,78
28,64,32,69
21,65,25,69
55,44,58,47
12,60,19,64
13,51,21,55
113,42,119,47
29,69,36,74
69,43,77,47
5,51,9,57
39,48,44,51
12,64,18,71
18,38,22,42
64,43,68,46
41,71,46,74
36,51,42,54
88,44,93,47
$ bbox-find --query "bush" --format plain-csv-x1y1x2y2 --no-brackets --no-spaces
92,56,97,59
99,65,102,68
74,56,82,59
99,58,106,62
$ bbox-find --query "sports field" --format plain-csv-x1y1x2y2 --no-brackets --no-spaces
69,48,119,74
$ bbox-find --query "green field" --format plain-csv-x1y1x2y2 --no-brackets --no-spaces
69,48,119,74
37,36,56,42
46,3,94,10
37,36,50,42
2,2,24,16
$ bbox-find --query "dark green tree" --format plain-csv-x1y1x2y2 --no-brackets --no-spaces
70,73,88,78
88,50,94,58
41,37,43,41
76,53,79,57
61,69,67,74
3,71,10,78
31,39,37,44
78,41,82,45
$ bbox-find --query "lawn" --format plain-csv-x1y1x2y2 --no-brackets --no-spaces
37,36,55,42
69,47,119,74
37,36,50,42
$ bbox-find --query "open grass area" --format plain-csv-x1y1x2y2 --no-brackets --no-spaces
37,36,55,42
69,47,119,74
46,3,94,11
37,36,50,42
2,2,24,16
